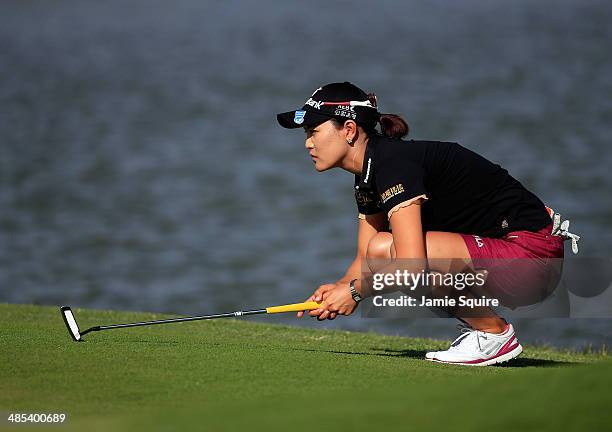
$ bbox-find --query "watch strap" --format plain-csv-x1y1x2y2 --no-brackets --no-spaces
349,279,362,303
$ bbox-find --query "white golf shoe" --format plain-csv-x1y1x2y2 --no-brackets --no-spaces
426,323,523,366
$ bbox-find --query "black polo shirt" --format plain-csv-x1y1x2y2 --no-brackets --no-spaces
354,135,551,238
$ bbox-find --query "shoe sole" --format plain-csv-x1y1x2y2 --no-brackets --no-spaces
427,343,524,367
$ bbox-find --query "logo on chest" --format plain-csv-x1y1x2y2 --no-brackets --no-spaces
355,189,377,207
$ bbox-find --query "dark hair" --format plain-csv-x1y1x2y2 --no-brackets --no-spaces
378,114,409,139
368,92,409,139
332,113,410,139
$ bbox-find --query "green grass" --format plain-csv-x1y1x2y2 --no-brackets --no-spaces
1,303,611,431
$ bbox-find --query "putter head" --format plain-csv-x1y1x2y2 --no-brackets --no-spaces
60,306,82,342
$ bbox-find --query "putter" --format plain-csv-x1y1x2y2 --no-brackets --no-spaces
60,301,321,342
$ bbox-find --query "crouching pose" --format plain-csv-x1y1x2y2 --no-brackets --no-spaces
277,82,578,366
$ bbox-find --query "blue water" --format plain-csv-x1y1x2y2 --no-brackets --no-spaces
1,0,611,348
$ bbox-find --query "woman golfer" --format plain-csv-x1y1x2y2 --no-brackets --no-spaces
277,82,579,366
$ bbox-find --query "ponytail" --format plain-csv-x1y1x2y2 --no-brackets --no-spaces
366,93,409,139
378,113,409,139
333,91,410,139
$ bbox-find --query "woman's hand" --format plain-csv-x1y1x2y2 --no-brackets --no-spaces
296,282,358,320
296,291,321,319
296,284,336,319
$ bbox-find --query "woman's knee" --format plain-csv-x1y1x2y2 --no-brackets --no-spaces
367,232,394,259
366,232,394,272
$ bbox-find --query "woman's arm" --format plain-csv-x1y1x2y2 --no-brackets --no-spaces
297,212,386,318
351,201,427,295
310,201,427,319
388,202,426,259
336,213,388,284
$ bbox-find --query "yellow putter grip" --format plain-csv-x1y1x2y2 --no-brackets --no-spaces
266,301,322,314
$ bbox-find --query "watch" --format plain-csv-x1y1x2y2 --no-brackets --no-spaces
349,279,362,303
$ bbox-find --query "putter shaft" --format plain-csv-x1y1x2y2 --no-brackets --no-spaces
61,301,321,341
82,309,267,335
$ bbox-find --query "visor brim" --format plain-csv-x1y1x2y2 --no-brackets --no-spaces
276,109,332,129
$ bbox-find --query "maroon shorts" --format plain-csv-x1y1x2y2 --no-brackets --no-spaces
459,223,564,308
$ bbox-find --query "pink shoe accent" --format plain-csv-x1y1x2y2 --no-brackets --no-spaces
499,334,517,352
432,335,520,365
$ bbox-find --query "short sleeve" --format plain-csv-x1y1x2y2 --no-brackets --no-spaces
374,145,428,217
354,175,382,215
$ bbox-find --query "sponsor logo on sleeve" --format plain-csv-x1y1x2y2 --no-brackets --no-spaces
380,184,405,203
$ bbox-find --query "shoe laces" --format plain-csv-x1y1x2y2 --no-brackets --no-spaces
449,324,486,352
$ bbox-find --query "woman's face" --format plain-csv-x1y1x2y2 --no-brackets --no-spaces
304,120,348,172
